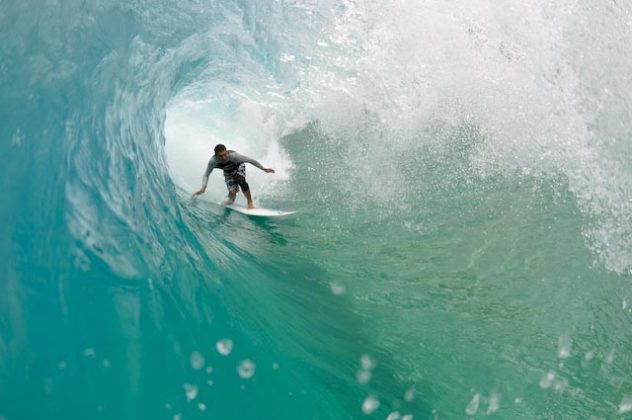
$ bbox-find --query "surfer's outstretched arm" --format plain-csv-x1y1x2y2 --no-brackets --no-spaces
192,158,217,197
232,152,275,173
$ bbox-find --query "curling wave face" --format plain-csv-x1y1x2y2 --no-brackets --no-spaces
1,0,632,418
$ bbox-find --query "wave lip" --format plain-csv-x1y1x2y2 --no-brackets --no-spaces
2,0,632,418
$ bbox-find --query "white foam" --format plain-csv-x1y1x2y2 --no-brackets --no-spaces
163,0,632,273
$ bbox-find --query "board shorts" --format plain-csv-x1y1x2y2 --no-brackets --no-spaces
223,163,249,193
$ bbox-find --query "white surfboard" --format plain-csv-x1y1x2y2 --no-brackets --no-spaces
224,203,296,217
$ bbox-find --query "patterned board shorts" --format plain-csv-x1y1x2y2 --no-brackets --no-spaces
223,163,249,193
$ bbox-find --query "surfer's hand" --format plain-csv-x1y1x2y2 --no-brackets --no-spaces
264,168,275,173
192,187,206,197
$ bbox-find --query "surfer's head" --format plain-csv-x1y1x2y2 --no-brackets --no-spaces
214,144,229,163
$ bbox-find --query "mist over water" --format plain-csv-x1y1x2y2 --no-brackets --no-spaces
2,0,632,418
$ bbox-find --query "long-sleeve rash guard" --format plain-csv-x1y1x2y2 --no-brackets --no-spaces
202,151,265,187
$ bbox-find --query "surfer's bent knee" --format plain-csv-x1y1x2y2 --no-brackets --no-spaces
236,175,249,192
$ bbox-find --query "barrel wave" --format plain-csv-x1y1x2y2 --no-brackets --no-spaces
1,0,631,418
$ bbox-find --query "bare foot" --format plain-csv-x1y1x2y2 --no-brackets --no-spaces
247,202,255,210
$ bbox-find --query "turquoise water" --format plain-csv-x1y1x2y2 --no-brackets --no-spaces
2,0,632,418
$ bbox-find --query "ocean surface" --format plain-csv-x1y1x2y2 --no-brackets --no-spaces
1,0,632,418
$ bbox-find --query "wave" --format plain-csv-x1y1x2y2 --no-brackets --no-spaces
1,0,632,418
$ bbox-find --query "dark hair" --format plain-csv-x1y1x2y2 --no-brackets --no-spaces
214,144,227,154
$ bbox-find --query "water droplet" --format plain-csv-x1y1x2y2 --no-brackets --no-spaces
360,354,376,370
83,348,95,357
486,392,500,414
279,53,296,62
272,362,280,370
183,383,198,401
554,378,568,393
330,282,346,295
558,334,571,359
619,396,632,413
43,377,53,394
102,359,111,368
465,393,480,416
190,351,205,370
207,379,214,386
404,387,415,402
205,366,213,374
386,411,401,420
198,403,207,412
237,359,256,379
362,395,380,414
216,339,233,356
356,369,371,384
607,350,615,364
539,371,556,389
11,128,23,146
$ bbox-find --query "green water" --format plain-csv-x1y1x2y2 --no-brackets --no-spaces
3,0,632,417
254,124,632,417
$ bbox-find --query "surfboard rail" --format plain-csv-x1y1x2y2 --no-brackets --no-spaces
223,203,297,217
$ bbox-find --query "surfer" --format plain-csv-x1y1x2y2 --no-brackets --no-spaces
192,144,275,209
